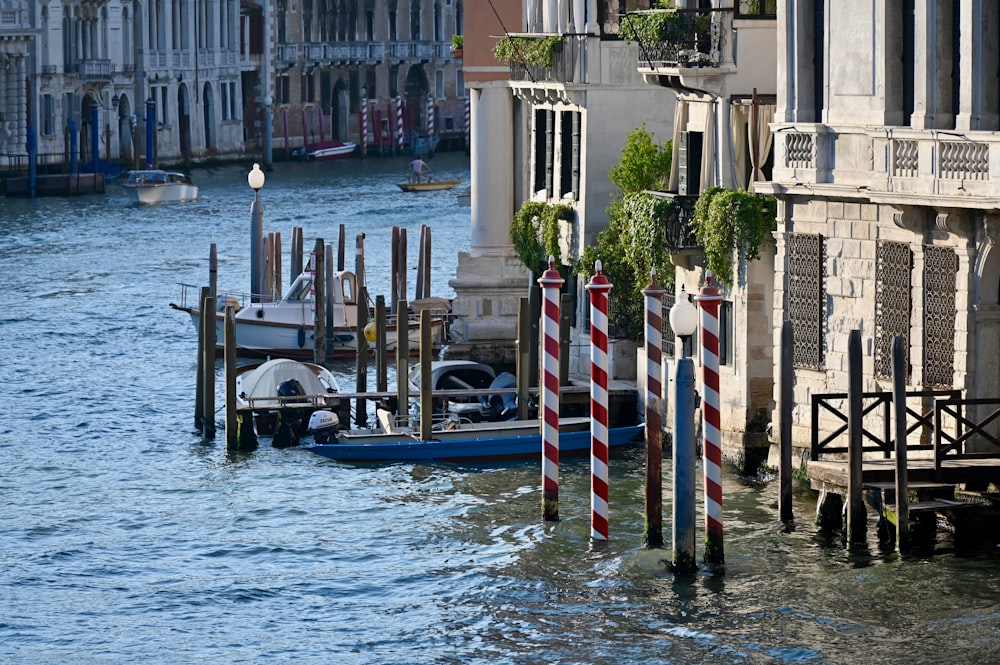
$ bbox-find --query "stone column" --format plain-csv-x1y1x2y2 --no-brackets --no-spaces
447,84,528,364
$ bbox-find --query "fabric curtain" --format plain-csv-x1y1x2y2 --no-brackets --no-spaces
668,99,688,192
699,100,717,192
730,103,749,190
749,103,775,193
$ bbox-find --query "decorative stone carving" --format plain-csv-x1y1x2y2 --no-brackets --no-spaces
891,206,928,232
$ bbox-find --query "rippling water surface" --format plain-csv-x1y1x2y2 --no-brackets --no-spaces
3,154,1000,664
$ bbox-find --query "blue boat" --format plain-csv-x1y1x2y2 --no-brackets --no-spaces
301,416,644,463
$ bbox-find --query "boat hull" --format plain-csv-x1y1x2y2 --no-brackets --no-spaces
125,183,198,204
397,179,461,192
174,305,444,359
302,423,644,463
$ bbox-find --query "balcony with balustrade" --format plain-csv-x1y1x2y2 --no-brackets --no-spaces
77,60,112,81
769,125,1000,209
623,8,736,94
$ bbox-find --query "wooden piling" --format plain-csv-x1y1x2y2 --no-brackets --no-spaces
779,320,794,526
375,295,388,393
224,304,238,449
846,329,867,547
892,335,911,551
209,244,218,299
396,299,410,425
396,229,407,298
200,291,217,438
194,286,209,430
337,224,345,271
355,233,367,289
517,297,531,421
391,226,400,312
291,226,303,280
419,308,433,441
271,231,282,298
414,226,424,302
355,285,369,427
642,275,665,548
313,239,326,364
419,224,431,299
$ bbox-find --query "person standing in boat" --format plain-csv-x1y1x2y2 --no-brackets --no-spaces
408,157,430,183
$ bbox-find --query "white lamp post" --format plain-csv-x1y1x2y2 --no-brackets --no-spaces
248,163,265,301
669,287,699,573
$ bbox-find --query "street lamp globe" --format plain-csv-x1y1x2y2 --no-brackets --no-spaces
248,163,265,191
669,287,698,338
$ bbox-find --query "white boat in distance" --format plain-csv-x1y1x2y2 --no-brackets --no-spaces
170,268,448,359
122,169,198,204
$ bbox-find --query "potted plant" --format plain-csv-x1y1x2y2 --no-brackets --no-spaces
451,34,463,58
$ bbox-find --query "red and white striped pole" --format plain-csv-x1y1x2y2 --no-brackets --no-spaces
538,256,564,522
586,261,612,540
696,274,724,564
427,94,434,136
464,97,470,151
642,269,666,548
395,96,404,152
360,98,368,155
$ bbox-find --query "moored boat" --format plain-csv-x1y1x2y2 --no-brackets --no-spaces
122,169,198,204
170,268,448,359
293,140,357,160
301,413,643,462
397,178,462,192
236,358,342,447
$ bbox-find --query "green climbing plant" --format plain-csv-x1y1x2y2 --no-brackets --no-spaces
691,187,777,286
493,35,562,67
576,125,673,338
510,200,574,273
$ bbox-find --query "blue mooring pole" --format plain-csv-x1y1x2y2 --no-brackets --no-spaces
90,100,99,173
69,120,78,175
145,97,156,168
672,353,697,573
27,122,37,198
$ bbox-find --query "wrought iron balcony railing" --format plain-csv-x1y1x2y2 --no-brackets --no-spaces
508,35,587,85
623,8,730,69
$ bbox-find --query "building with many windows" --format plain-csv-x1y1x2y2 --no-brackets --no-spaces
758,1,1000,458
0,0,466,172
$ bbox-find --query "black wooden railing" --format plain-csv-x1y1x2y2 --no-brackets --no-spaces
935,397,1000,471
810,389,961,460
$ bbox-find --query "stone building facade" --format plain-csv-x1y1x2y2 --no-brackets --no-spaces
758,0,1000,458
448,0,674,379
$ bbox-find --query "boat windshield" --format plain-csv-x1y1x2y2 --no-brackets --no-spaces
285,275,313,301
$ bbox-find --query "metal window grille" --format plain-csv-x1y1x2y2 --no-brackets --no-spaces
786,233,824,369
923,245,957,388
874,241,911,379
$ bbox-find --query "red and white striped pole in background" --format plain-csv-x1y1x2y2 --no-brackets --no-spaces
642,269,666,548
360,98,368,156
464,97,470,151
395,96,404,152
427,94,434,136
696,274,724,564
538,256,564,522
586,261,612,541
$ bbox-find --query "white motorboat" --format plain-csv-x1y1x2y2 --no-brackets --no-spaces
235,358,342,447
122,169,198,204
170,268,448,359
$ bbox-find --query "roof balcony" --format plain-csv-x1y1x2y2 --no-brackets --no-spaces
624,8,735,94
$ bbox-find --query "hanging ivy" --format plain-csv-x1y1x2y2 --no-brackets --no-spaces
691,187,777,286
493,36,563,67
510,200,574,274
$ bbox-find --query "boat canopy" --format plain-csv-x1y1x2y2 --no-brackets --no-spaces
239,359,338,398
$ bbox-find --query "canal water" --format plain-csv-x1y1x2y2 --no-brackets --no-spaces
2,154,1000,664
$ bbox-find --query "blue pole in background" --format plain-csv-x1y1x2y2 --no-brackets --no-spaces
27,122,37,198
145,97,156,168
90,100,99,173
671,355,697,573
69,120,78,175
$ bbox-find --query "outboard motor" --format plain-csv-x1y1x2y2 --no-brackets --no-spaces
307,410,341,445
273,379,307,448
